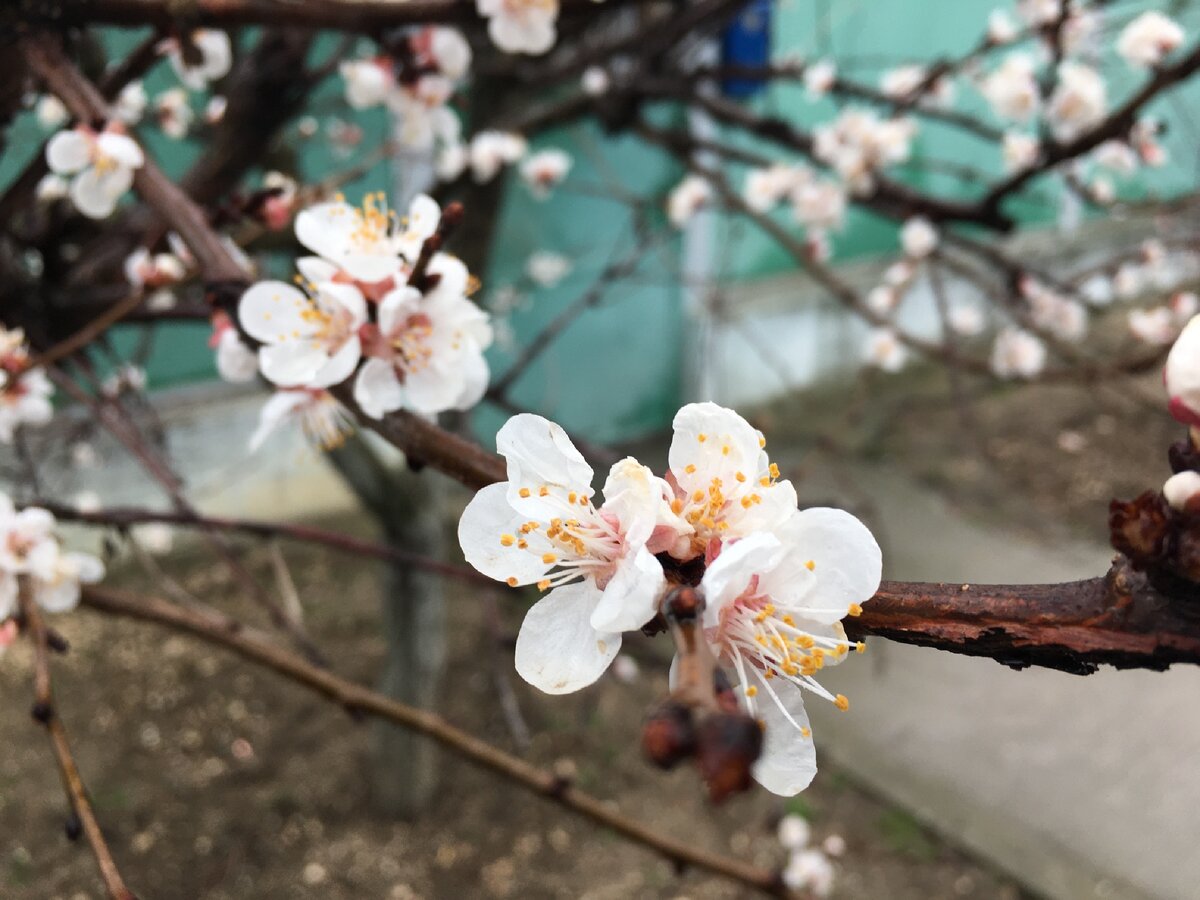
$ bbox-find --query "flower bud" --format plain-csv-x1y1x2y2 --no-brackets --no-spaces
1165,315,1200,426
693,711,763,803
641,702,695,769
1163,471,1200,513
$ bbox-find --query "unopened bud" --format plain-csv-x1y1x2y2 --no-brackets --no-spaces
693,711,763,803
1164,470,1200,513
642,701,695,769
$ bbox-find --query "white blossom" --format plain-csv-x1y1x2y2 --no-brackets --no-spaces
782,848,835,896
1128,306,1175,345
341,58,393,109
667,174,712,228
864,328,908,372
948,304,985,336
154,88,194,140
987,9,1019,45
114,81,147,125
477,0,559,55
520,148,572,198
804,60,836,99
990,327,1046,379
45,125,144,220
1164,471,1200,511
582,66,610,96
778,814,812,850
249,389,354,452
1117,11,1184,68
0,496,104,622
1046,63,1107,142
1002,131,1040,171
981,54,1040,122
790,176,846,233
0,330,53,443
743,165,803,213
526,251,572,287
458,414,680,692
35,95,68,129
1017,0,1061,27
164,30,233,91
900,216,938,258
469,131,528,183
813,109,915,194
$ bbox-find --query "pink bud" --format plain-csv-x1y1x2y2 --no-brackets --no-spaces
1165,316,1200,426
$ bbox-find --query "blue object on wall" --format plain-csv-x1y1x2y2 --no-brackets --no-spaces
720,0,772,99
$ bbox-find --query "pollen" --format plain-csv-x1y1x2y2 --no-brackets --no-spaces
769,463,780,479
519,487,531,498
697,433,707,443
805,560,815,571
541,553,556,564
800,726,811,737
539,486,549,497
500,534,515,547
745,685,758,697
670,499,684,514
834,694,850,711
735,471,746,482
693,490,705,502
505,577,518,587
721,445,731,456
856,641,866,653
537,579,550,591
848,602,862,616
685,464,696,474
568,492,577,503
758,436,766,448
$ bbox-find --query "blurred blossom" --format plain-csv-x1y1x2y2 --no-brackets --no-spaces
864,328,908,372
1046,63,1106,142
526,251,572,287
163,30,232,91
900,217,937,258
1117,11,1184,69
581,66,610,96
777,814,811,851
35,94,67,129
804,59,835,99
990,328,1046,379
667,174,711,228
520,148,572,199
1002,131,1040,172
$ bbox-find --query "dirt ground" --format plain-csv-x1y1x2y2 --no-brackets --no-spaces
1,531,1030,900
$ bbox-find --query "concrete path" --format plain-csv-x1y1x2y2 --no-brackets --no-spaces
800,464,1200,900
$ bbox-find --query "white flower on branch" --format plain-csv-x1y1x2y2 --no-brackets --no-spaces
696,507,879,794
782,847,836,895
881,66,954,107
1002,131,1040,172
458,414,681,693
1046,62,1107,142
900,216,937,258
582,66,610,96
743,164,804,213
990,327,1046,379
341,58,393,109
114,81,147,125
1017,0,1061,27
124,248,186,290
239,279,366,389
0,497,104,622
1092,139,1138,175
790,176,846,234
1022,279,1087,342
777,813,811,850
1128,306,1176,346
478,0,559,55
804,59,836,99
425,27,473,80
813,109,915,195
249,389,354,452
526,251,572,287
980,53,1040,123
35,94,67,129
948,303,986,336
353,255,493,419
45,124,144,219
667,174,712,227
1166,314,1200,426
470,131,528,183
35,173,69,203
863,328,908,372
0,327,53,443
1117,11,1184,69
520,148,573,199
987,9,1019,45
211,312,258,384
154,88,194,140
163,30,233,91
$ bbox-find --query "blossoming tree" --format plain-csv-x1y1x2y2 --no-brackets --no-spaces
3,0,1200,896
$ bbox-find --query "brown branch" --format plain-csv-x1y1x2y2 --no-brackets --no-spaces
23,290,146,374
18,585,136,900
37,501,493,586
80,584,794,898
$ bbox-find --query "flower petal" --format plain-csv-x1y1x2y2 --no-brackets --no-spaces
458,482,553,585
515,581,620,694
307,334,361,389
249,391,308,451
751,678,818,796
377,285,422,336
296,256,340,284
700,532,782,628
239,281,314,342
589,545,664,633
295,202,356,263
769,507,882,622
70,169,122,219
669,401,766,495
258,341,328,387
95,132,144,169
353,358,404,419
496,413,594,515
46,130,91,174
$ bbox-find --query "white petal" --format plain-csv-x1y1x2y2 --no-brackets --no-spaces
769,508,882,622
600,457,672,546
700,533,782,628
249,391,308,451
46,130,91,174
353,358,404,419
496,414,594,514
307,335,361,389
95,132,144,169
377,285,422,336
669,402,765,495
316,282,367,329
35,577,80,614
295,202,356,263
296,256,339,284
70,169,121,219
0,574,16,621
452,343,490,410
515,581,620,694
239,281,313,342
589,545,664,633
341,254,402,285
458,482,553,585
258,341,328,387
752,679,817,795
69,552,105,584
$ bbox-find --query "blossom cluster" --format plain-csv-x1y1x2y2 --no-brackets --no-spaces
458,402,881,795
0,494,105,653
0,327,54,444
237,191,493,449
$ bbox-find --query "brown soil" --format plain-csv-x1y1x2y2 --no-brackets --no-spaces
1,533,1029,900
